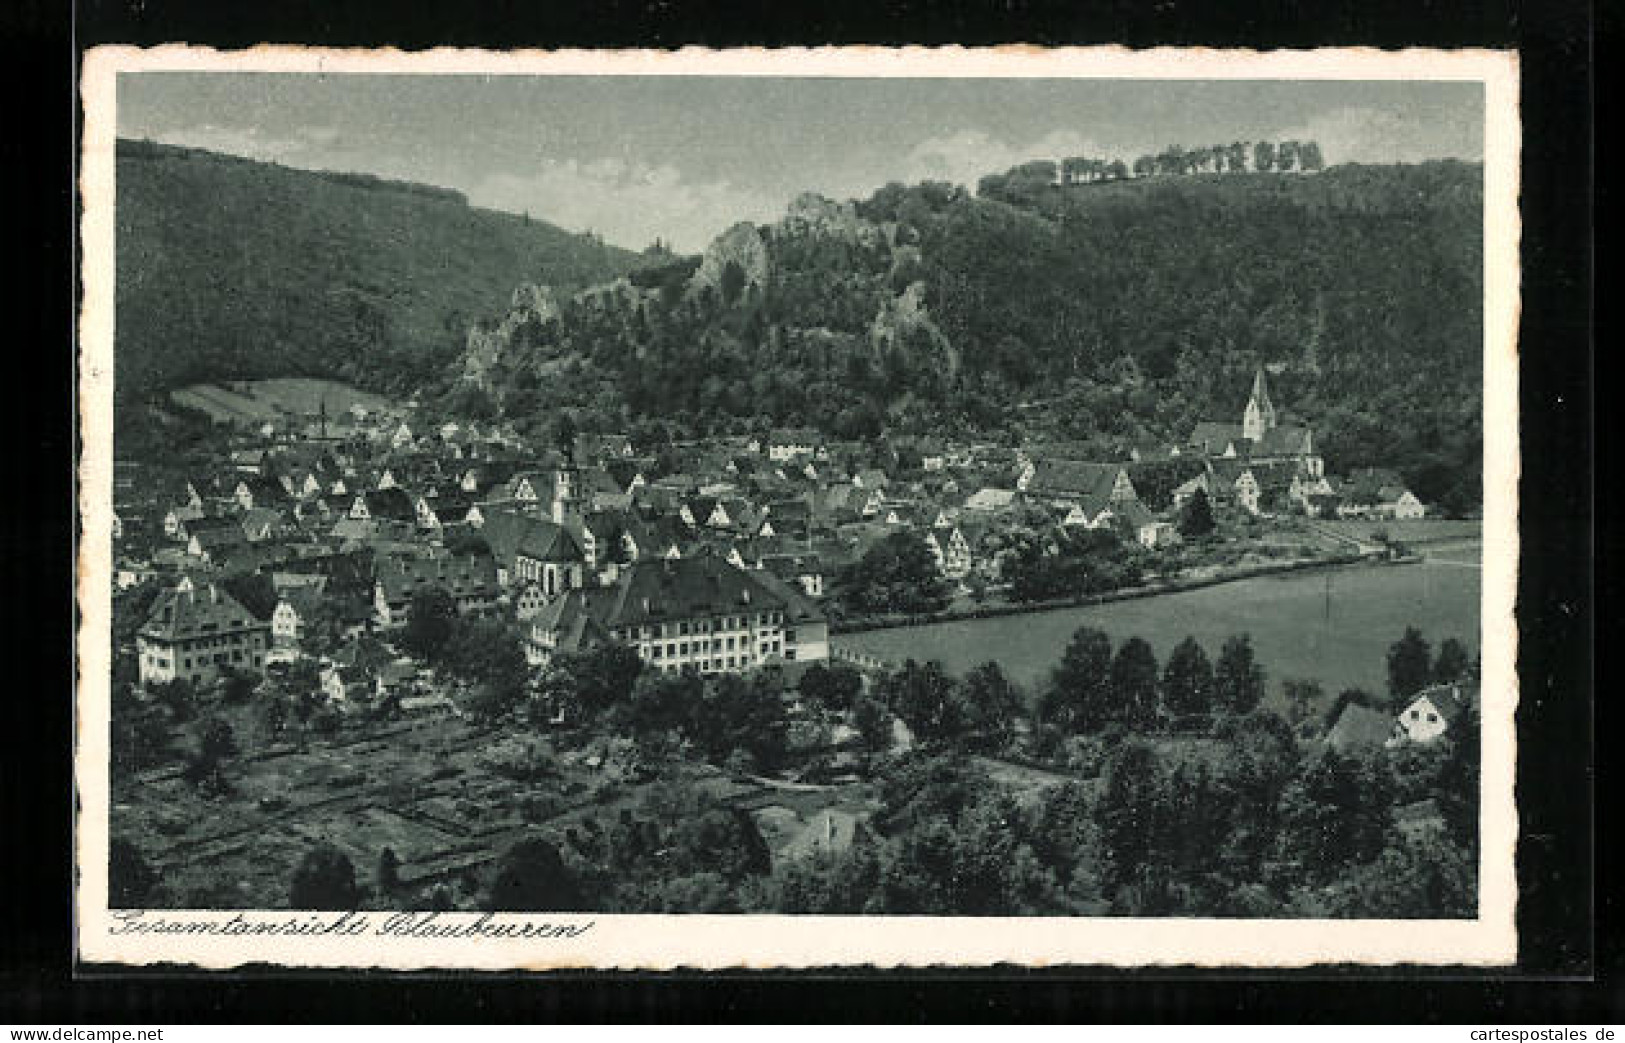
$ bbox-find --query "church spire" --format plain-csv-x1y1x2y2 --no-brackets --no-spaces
1242,367,1277,441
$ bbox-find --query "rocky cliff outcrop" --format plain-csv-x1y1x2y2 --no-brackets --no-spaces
461,283,563,387
870,280,958,377
687,222,771,303
778,192,886,249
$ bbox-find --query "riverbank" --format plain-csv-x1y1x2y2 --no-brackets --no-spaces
830,549,1385,637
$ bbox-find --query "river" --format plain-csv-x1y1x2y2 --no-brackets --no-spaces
834,551,1482,703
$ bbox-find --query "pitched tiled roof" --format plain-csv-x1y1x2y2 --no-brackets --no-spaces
376,555,499,604
530,592,613,654
759,553,823,581
964,487,1016,511
276,586,325,620
1025,460,1123,500
581,509,629,544
239,477,291,504
604,459,644,490
1188,422,1244,454
1256,425,1313,457
765,499,811,520
622,515,686,557
363,488,417,521
1325,701,1395,753
1408,683,1478,724
481,509,583,565
1114,499,1157,529
191,525,249,550
551,551,824,632
140,581,265,642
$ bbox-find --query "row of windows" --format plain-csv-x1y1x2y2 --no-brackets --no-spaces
142,650,264,672
180,631,263,651
645,633,780,660
655,655,753,674
620,612,784,641
650,649,776,675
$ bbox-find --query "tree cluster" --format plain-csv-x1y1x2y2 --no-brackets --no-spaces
398,588,528,720
1039,627,1266,735
999,524,1144,603
834,530,952,616
750,699,1472,917
976,141,1327,207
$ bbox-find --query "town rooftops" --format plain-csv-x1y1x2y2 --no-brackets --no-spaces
1188,422,1245,454
1024,459,1125,500
376,554,499,604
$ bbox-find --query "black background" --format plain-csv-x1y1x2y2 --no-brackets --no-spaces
2,0,1602,1022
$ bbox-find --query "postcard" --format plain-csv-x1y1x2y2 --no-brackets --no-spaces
77,44,1519,969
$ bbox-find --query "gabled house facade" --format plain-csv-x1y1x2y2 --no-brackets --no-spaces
137,577,271,686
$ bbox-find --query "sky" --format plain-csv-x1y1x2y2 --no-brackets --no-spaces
119,74,1484,254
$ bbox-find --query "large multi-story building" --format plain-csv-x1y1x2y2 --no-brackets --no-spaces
526,551,829,671
136,576,272,686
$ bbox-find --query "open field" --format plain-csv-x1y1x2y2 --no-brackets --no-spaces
836,550,1481,708
1314,518,1483,547
169,378,396,426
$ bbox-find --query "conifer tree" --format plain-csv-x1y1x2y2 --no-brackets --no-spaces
1110,637,1161,730
1214,634,1267,715
1387,627,1434,700
1162,636,1215,719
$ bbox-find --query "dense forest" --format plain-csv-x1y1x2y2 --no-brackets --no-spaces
113,141,1484,511
453,162,1483,512
112,139,643,402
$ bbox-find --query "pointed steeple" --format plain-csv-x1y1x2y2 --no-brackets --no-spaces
1242,367,1277,441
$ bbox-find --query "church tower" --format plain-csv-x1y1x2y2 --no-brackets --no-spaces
1242,367,1277,442
551,465,581,531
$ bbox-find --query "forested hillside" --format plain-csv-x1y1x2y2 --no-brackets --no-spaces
113,140,643,402
457,162,1483,511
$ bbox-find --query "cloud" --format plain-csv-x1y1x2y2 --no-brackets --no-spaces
471,159,784,254
149,124,344,166
1270,106,1483,165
